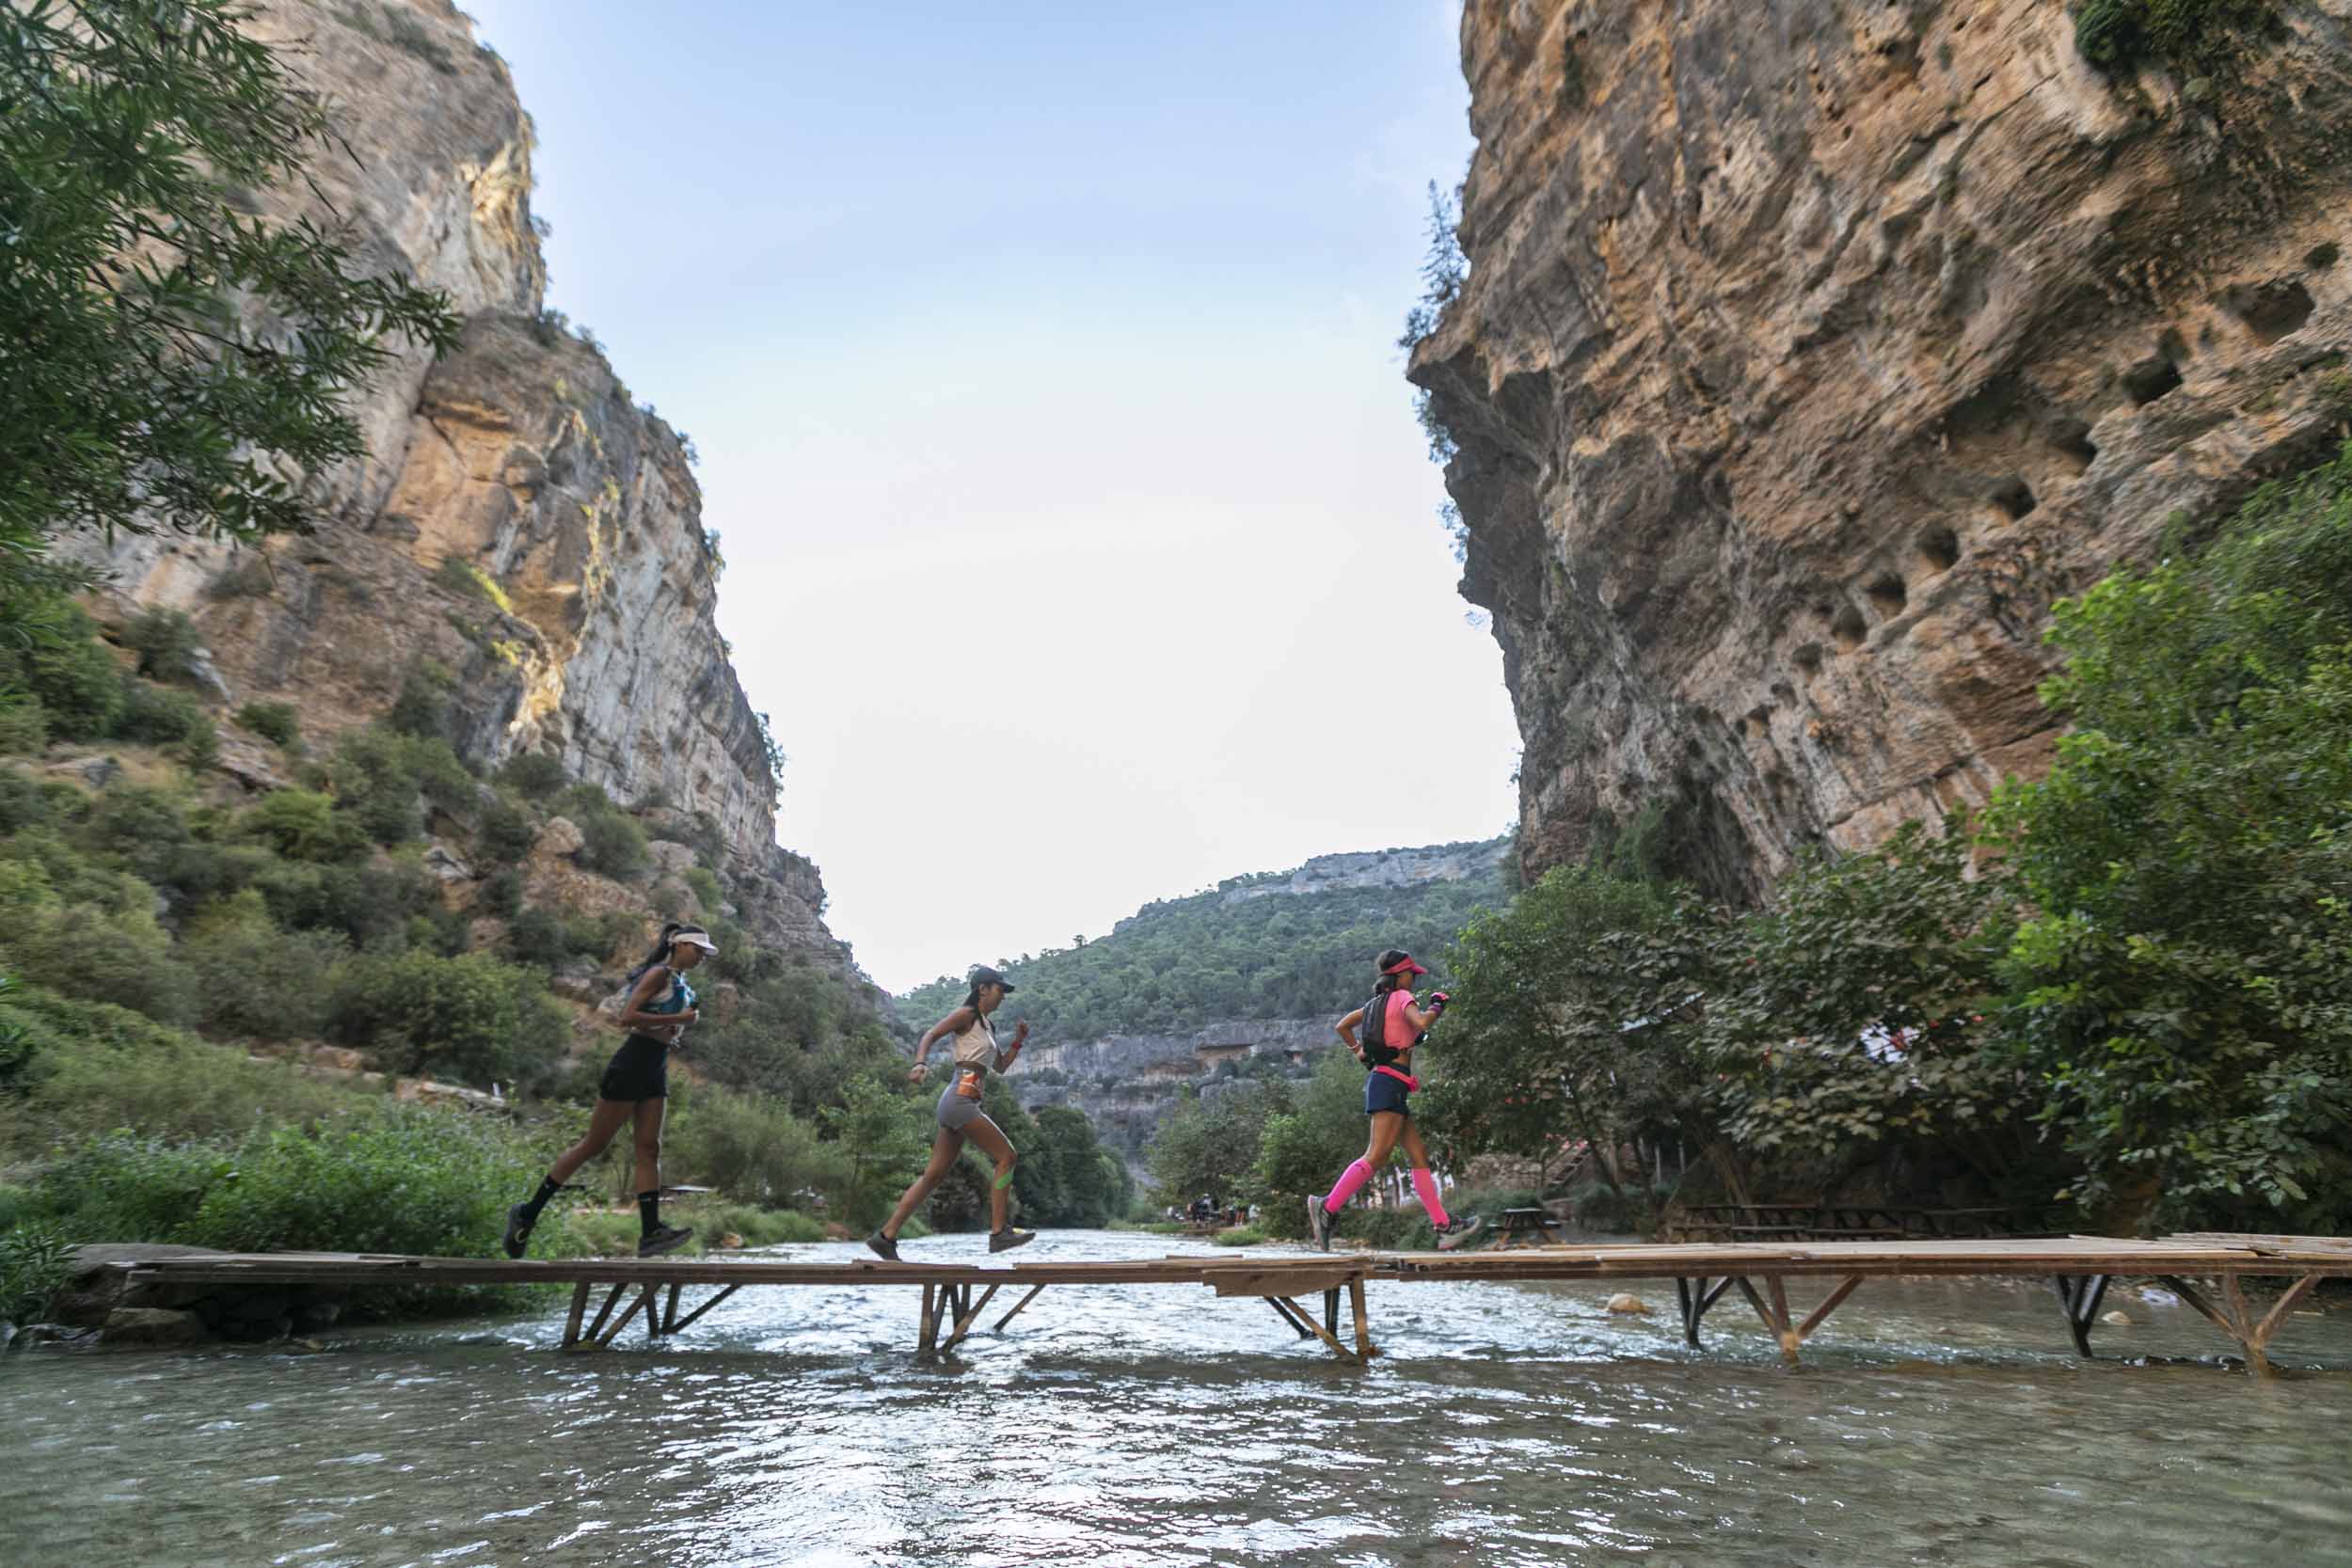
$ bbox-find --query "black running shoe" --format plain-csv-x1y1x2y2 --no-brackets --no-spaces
865,1228,899,1261
1435,1215,1485,1252
987,1227,1035,1254
501,1201,535,1260
1306,1195,1332,1253
637,1224,694,1259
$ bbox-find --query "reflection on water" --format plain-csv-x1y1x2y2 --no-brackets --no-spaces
8,1230,2352,1567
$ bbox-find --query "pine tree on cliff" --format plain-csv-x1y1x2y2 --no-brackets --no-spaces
0,0,462,633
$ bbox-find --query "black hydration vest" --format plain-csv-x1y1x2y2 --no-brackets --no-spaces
1360,989,1407,1069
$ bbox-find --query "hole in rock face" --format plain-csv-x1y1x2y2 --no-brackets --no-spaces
1832,605,1867,650
2308,242,2341,271
1866,573,1908,616
2123,355,2183,406
1771,681,1797,706
2050,419,2097,472
1792,641,1824,673
1990,477,2037,520
2221,278,2315,345
1918,526,1961,572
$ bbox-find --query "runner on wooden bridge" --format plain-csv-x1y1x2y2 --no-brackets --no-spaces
868,963,1034,1259
1310,948,1482,1253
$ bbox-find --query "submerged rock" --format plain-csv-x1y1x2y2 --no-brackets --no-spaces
100,1308,209,1348
1606,1292,1651,1315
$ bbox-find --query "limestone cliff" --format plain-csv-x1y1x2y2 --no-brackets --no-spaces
72,0,856,973
1412,0,2352,894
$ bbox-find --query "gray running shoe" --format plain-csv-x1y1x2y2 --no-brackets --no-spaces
636,1223,694,1259
1435,1215,1485,1252
987,1227,1035,1253
1307,1195,1332,1252
865,1228,899,1261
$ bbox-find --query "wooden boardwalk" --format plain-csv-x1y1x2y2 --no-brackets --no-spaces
106,1233,2352,1375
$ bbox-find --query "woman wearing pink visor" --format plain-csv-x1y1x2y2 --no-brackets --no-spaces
1307,948,1482,1251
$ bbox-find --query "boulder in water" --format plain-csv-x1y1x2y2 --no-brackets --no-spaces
1606,1292,1651,1315
2101,1309,2135,1327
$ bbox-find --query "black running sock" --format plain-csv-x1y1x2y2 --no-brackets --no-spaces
638,1190,660,1237
520,1175,561,1221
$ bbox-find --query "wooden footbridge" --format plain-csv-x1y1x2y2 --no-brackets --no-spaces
103,1233,2351,1376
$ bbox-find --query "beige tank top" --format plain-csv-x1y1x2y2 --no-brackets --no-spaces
949,1012,999,1070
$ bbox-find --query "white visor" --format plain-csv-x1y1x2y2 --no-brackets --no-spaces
675,931,719,953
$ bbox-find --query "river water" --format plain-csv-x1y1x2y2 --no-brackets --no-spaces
8,1229,2351,1568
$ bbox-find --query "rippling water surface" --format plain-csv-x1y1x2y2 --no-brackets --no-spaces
9,1229,2352,1567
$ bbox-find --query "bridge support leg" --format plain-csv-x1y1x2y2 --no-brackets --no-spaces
1264,1295,1315,1338
1348,1278,1378,1362
1736,1275,1863,1365
2050,1275,2110,1358
2160,1273,2321,1379
561,1281,592,1350
1280,1295,1367,1365
994,1284,1048,1333
565,1280,632,1354
940,1283,1001,1354
918,1284,939,1356
664,1284,742,1338
1675,1276,1736,1348
1324,1287,1340,1340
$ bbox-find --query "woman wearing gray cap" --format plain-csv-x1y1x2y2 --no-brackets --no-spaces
867,964,1034,1258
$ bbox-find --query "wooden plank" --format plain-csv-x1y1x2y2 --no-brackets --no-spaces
940,1283,1002,1353
667,1283,742,1337
2253,1273,2322,1349
1796,1275,1864,1342
1208,1266,1363,1298
993,1283,1048,1333
1279,1296,1363,1365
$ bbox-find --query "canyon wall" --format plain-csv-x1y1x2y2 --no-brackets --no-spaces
1412,0,2352,893
71,0,856,972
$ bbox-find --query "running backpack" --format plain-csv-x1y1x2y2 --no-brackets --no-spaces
1359,990,1406,1068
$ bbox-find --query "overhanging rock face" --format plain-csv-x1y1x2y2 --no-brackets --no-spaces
1413,0,2352,894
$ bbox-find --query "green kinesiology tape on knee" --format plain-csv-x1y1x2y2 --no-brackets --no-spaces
993,1170,1016,1190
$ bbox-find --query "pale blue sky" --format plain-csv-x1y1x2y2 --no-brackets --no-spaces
460,2,1518,991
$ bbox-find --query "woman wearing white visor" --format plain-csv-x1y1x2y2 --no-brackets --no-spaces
502,921,716,1259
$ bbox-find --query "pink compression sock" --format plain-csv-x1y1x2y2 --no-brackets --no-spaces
1410,1168,1451,1228
1322,1159,1373,1214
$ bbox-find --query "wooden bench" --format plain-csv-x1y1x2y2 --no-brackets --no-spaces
1490,1207,1568,1250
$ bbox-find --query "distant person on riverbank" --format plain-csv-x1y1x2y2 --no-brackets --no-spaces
866,964,1035,1259
1308,949,1483,1253
501,921,713,1259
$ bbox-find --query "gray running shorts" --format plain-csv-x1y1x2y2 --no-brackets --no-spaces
937,1081,987,1132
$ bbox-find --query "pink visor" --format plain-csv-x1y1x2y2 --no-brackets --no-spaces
1384,956,1427,977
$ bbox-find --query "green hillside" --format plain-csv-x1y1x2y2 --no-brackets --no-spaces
898,839,1515,1037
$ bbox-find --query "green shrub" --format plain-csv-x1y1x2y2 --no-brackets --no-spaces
477,868,524,919
505,905,568,971
386,659,453,739
158,840,277,904
110,676,207,745
252,860,434,949
120,609,203,684
0,1222,74,1330
1210,1225,1269,1246
1334,1207,1435,1251
476,793,535,864
237,788,371,863
683,865,723,912
0,863,199,1027
663,1081,848,1207
2072,0,2254,69
0,770,56,834
181,892,348,1040
326,949,570,1086
331,726,475,846
78,783,190,879
206,555,276,600
433,555,514,613
236,701,301,749
14,608,123,739
180,714,218,771
0,698,47,754
577,806,647,879
0,987,361,1150
31,1132,234,1241
500,750,566,800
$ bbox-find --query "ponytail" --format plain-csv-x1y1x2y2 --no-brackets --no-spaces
628,922,686,984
